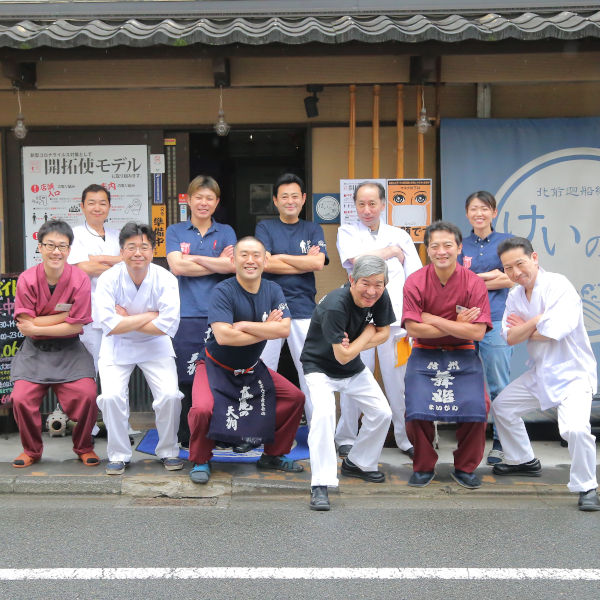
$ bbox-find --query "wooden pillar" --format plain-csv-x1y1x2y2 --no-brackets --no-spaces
372,84,380,178
396,84,404,178
417,84,428,263
348,84,356,178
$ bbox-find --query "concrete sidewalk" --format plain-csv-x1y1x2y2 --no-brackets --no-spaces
0,426,596,499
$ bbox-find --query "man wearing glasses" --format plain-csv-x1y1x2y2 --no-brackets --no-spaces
11,220,99,468
95,222,183,475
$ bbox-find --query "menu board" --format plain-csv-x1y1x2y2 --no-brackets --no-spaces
0,276,24,407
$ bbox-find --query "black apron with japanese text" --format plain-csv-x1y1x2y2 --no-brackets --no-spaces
173,317,209,384
206,355,277,445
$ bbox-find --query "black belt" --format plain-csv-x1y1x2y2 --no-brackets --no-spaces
31,337,79,352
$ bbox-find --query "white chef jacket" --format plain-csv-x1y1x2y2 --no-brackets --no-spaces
95,262,180,365
68,223,121,327
502,268,597,409
337,221,422,328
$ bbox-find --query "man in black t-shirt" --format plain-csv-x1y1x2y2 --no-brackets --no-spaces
300,255,394,511
187,237,305,485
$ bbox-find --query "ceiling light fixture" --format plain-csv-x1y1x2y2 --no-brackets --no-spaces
214,85,230,137
415,87,430,135
13,88,27,140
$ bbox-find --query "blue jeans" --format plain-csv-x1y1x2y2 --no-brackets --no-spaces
477,320,512,441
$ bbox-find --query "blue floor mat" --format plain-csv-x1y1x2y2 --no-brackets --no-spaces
136,425,309,463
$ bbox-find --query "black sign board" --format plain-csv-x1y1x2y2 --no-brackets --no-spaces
0,275,24,407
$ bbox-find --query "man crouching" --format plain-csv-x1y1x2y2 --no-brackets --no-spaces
300,255,394,511
11,220,99,468
492,236,600,511
95,222,183,475
187,237,305,484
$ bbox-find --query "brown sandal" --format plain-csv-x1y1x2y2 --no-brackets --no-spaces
12,453,38,468
79,451,100,466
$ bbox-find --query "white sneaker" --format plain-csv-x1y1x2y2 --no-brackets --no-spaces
486,447,504,465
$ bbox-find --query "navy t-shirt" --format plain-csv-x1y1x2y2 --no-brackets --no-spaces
301,284,396,379
205,277,291,369
255,219,328,319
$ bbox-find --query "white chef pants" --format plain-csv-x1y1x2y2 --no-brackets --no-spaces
305,368,392,487
97,358,183,462
79,324,104,436
335,326,411,451
493,370,598,493
81,326,134,435
261,318,311,405
80,324,102,373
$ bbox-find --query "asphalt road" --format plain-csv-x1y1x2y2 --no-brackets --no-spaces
1,493,599,599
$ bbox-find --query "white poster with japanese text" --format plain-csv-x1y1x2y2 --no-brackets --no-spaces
339,178,387,225
22,145,150,268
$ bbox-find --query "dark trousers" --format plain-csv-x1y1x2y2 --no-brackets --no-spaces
177,383,192,446
406,419,487,473
188,361,304,465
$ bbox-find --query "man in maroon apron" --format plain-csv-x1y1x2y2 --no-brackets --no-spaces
10,220,98,468
402,221,491,489
187,237,305,484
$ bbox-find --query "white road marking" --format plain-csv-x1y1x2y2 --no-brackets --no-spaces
0,568,599,581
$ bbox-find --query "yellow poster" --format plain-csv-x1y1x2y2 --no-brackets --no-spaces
152,204,167,258
386,179,432,243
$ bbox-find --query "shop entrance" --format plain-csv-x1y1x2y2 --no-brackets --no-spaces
188,128,307,237
188,127,308,387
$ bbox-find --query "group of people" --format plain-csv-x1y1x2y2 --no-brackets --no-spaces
9,175,599,513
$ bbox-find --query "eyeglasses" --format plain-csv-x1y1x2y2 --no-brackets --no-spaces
123,243,153,253
40,242,70,252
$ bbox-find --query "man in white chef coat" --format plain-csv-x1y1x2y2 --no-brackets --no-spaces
335,181,422,458
492,236,600,511
68,184,122,371
95,222,183,475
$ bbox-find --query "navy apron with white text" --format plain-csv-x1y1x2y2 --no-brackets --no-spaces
405,348,487,423
206,356,277,445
